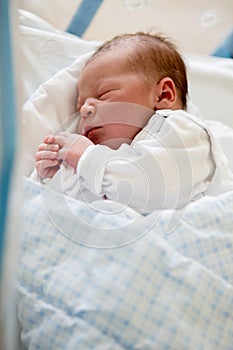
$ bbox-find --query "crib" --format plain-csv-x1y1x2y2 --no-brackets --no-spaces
1,2,233,349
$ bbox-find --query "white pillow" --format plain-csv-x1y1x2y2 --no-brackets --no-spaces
205,120,233,173
186,53,233,128
21,52,93,175
19,9,100,175
19,9,100,101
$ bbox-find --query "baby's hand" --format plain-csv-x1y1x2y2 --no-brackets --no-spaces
35,135,61,178
53,132,94,170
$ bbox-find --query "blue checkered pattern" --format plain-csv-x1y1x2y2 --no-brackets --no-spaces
17,178,233,349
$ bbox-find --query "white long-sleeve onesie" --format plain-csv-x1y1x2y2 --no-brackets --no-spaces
39,109,233,214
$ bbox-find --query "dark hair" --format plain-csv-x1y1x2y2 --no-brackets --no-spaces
87,32,188,109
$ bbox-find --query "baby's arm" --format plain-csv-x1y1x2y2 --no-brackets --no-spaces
35,135,61,179
75,112,215,213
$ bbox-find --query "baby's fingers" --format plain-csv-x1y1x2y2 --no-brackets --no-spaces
38,142,59,152
43,134,56,143
36,159,61,178
35,149,58,161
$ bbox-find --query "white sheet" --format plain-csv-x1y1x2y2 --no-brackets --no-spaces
187,53,233,128
19,9,100,102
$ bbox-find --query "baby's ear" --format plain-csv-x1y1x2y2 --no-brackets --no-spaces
153,77,178,110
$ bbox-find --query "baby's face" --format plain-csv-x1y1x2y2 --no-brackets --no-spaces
76,51,155,147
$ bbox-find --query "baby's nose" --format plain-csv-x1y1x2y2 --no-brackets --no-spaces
80,103,96,118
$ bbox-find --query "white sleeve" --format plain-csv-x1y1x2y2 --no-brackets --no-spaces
77,113,214,213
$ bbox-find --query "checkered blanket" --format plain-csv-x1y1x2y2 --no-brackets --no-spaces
17,177,233,349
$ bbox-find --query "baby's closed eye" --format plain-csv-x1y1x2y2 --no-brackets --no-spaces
98,90,113,99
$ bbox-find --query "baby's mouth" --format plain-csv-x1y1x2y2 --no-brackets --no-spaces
84,126,102,138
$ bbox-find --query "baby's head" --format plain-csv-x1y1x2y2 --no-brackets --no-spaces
85,32,188,109
76,32,188,147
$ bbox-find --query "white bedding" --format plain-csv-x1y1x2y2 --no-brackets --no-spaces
17,177,233,349
17,9,233,350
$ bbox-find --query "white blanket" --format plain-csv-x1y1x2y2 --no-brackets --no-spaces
17,177,233,349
